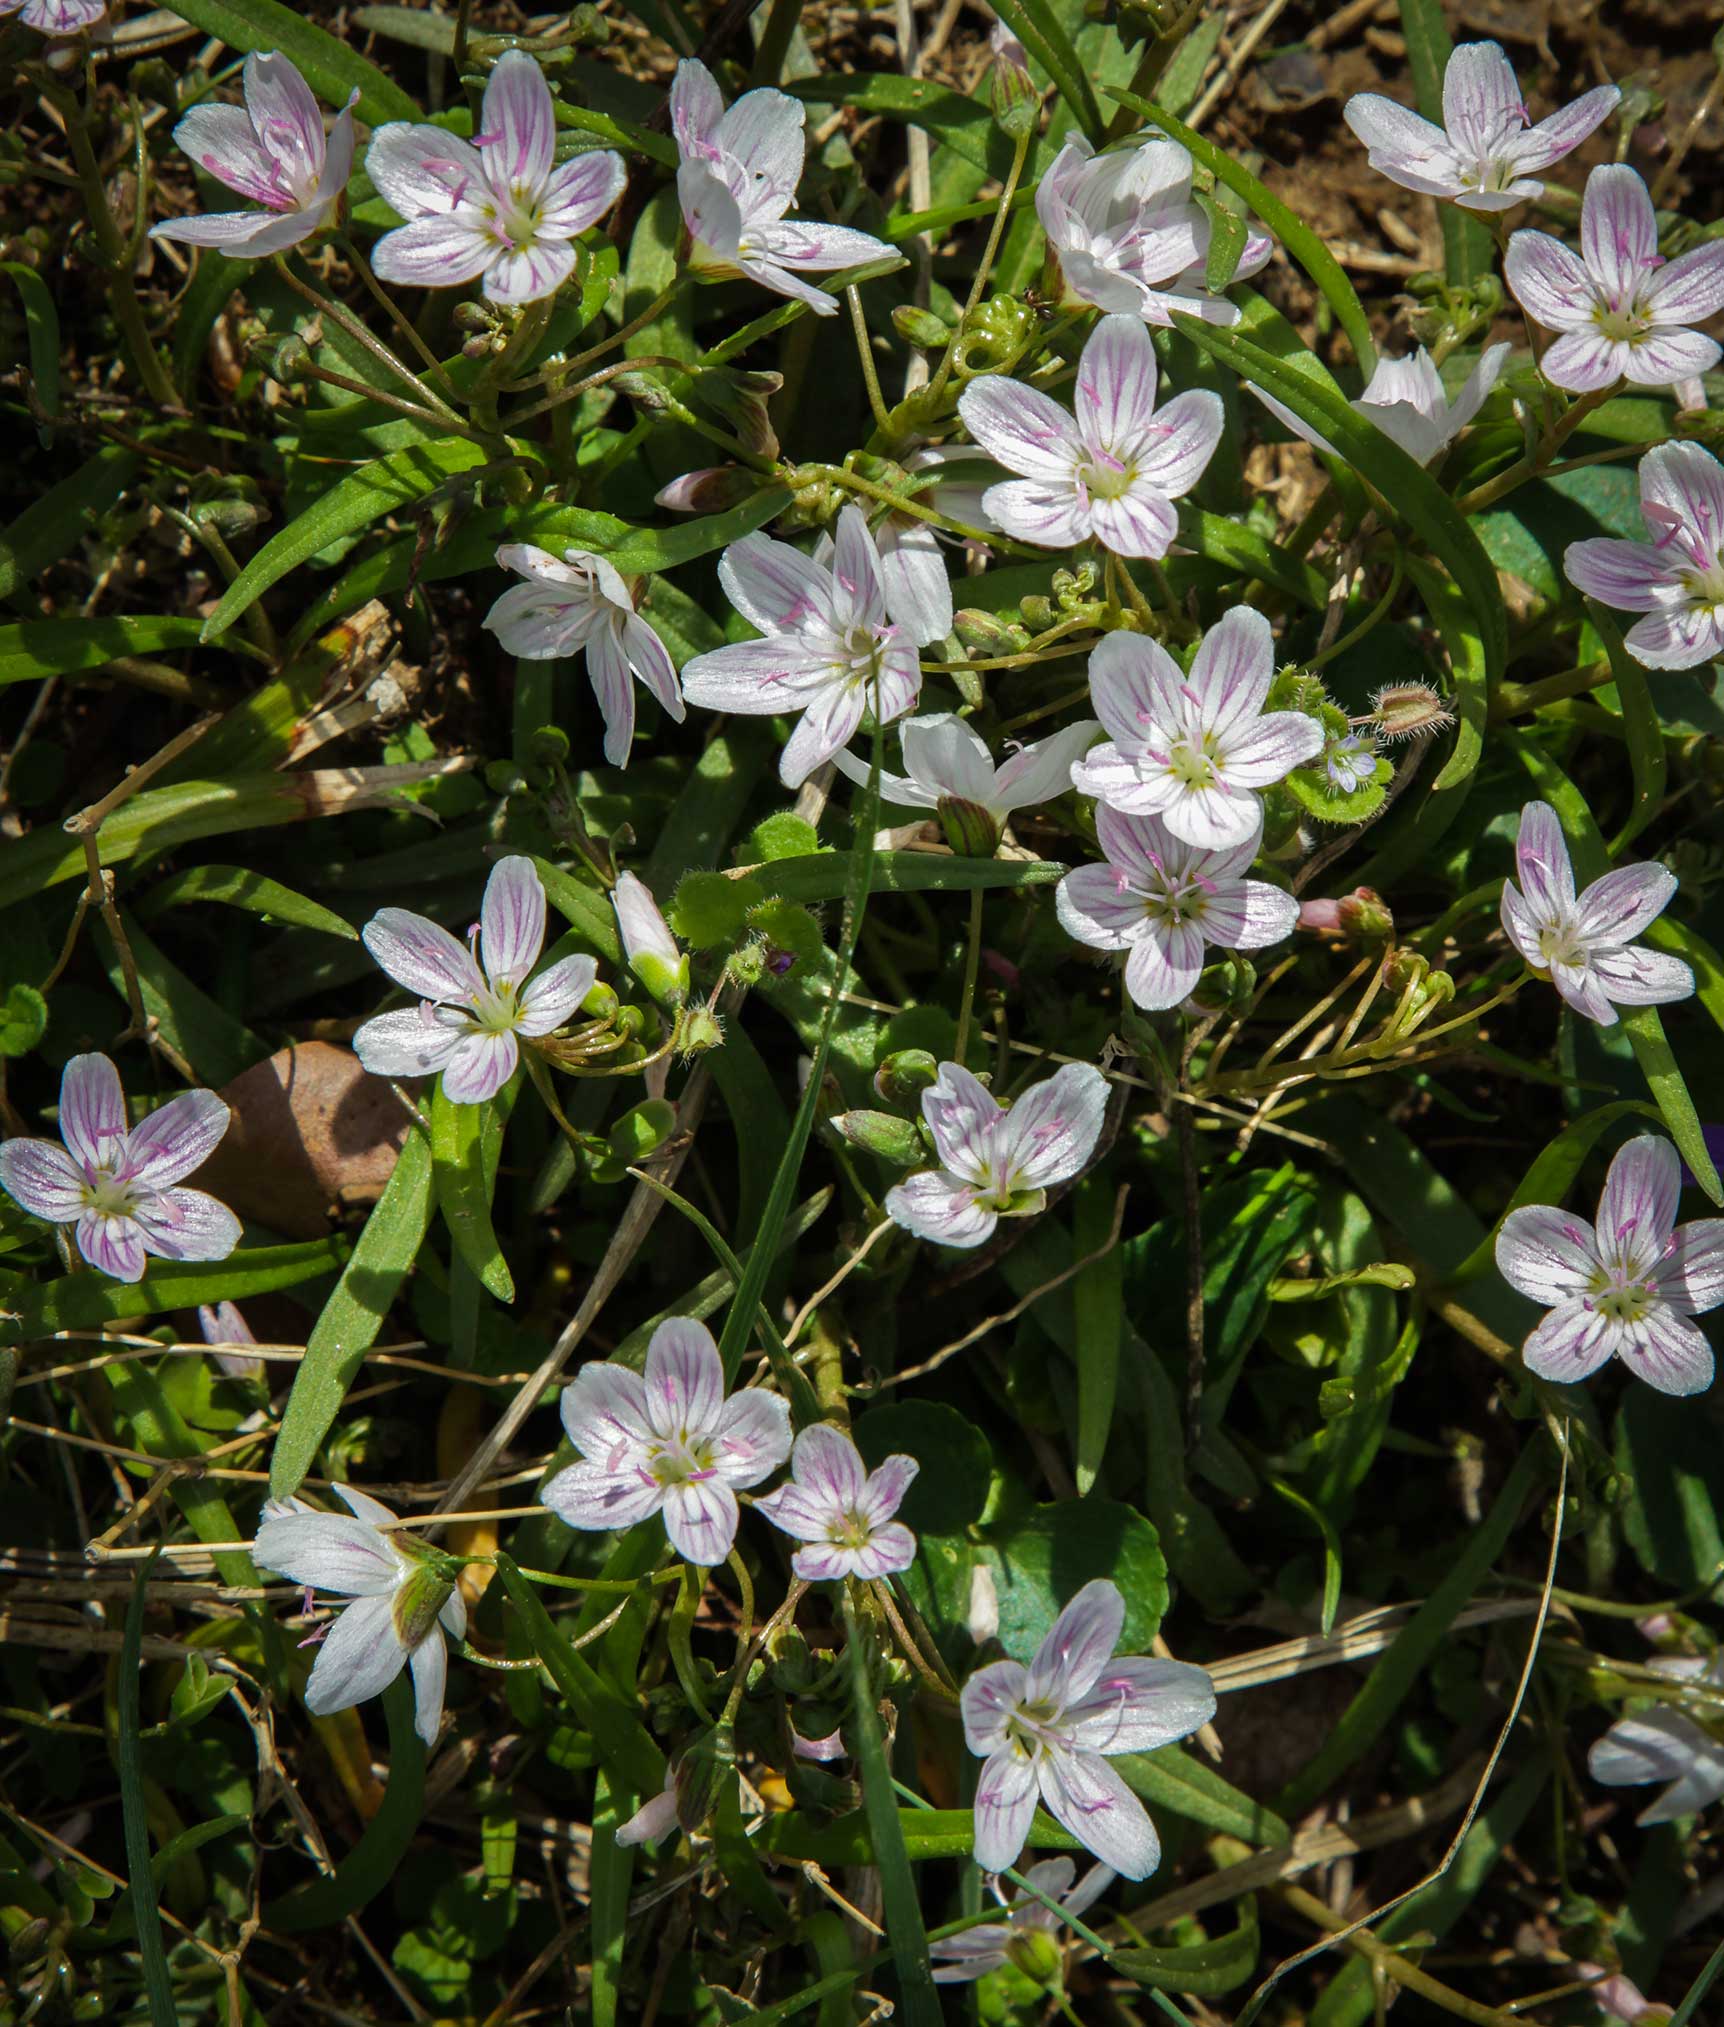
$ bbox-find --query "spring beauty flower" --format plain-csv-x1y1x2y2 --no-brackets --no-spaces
541,1319,792,1566
1505,167,1724,393
368,51,625,304
1343,40,1618,212
1565,441,1724,670
613,871,689,1006
754,1425,918,1581
1057,806,1298,1012
671,57,893,314
0,1054,238,1284
832,711,1100,856
1495,1134,1723,1394
961,1578,1216,1877
957,314,1222,559
353,856,597,1102
1256,343,1511,466
681,506,922,788
1,0,107,30
1036,133,1271,326
929,1858,1116,1984
200,1299,263,1381
1073,606,1323,847
885,1061,1108,1249
1588,1654,1724,1822
1499,801,1692,1026
254,1485,465,1745
149,52,356,256
483,545,683,767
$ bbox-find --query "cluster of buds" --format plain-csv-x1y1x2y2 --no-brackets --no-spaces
1297,887,1395,944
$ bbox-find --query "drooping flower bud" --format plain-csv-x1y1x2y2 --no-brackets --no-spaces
936,793,1004,859
614,870,689,1006
967,1563,1000,1645
654,465,759,514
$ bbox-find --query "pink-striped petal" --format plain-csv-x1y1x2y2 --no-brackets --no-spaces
1640,440,1724,536
961,1658,1031,1753
1520,1297,1618,1383
1124,919,1206,1010
717,532,833,635
539,149,627,234
1587,944,1695,1007
1186,604,1273,742
478,51,556,192
0,1137,86,1223
958,375,1083,483
920,1061,1002,1178
304,1593,404,1715
1513,84,1621,175
483,237,578,306
1065,1657,1216,1756
844,1519,917,1580
1617,1305,1715,1397
1442,41,1523,160
998,1063,1108,1191
1027,1579,1123,1706
363,907,482,1002
539,1458,665,1535
1654,1220,1724,1316
131,1186,240,1264
1503,230,1593,331
715,86,806,207
670,58,724,160
560,1358,653,1458
1495,1204,1598,1305
366,123,487,218
1511,801,1577,921
76,1210,147,1282
751,218,894,273
1130,388,1225,498
1580,165,1657,305
1541,331,1628,394
1622,604,1724,672
980,478,1092,549
1622,329,1721,389
517,954,598,1036
120,1089,230,1190
661,1475,740,1566
1646,241,1724,326
642,1319,725,1440
1563,537,1679,612
1342,93,1458,190
1038,1748,1160,1878
972,1748,1040,1874
711,1388,793,1486
856,1453,919,1528
829,505,887,630
1074,315,1159,456
791,1423,868,1506
371,213,493,290
479,855,546,986
171,101,280,206
351,1007,463,1080
1056,862,1149,952
439,1030,519,1104
884,1169,997,1248
1576,864,1678,950
1090,488,1179,560
60,1052,127,1173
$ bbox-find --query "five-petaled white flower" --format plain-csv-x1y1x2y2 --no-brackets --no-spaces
1035,133,1271,326
1565,442,1724,671
884,1061,1108,1250
2,0,107,37
541,1319,792,1567
1344,39,1619,212
961,1578,1215,1877
1495,1134,1723,1395
254,1484,466,1746
958,314,1223,559
1072,606,1323,848
353,855,597,1103
151,52,356,257
754,1424,918,1581
1256,344,1511,467
681,506,922,788
1506,166,1724,393
483,544,684,768
1588,1653,1724,1823
671,58,894,315
1057,806,1298,1012
832,711,1099,856
369,51,625,304
929,1857,1116,1984
0,1053,238,1285
1498,801,1692,1027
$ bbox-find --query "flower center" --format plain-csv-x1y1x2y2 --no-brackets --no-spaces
1593,299,1652,344
828,1507,876,1550
83,1169,137,1219
1166,734,1220,790
1589,1273,1657,1325
1535,918,1588,970
647,1435,719,1487
1077,450,1136,503
468,980,522,1035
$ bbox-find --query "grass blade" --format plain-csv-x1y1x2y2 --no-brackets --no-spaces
1073,1175,1122,1496
118,1549,177,2027
431,1082,515,1303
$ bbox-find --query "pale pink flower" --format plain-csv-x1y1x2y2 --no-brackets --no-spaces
1072,606,1323,847
957,314,1222,558
541,1320,792,1567
1496,1135,1722,1394
884,1061,1107,1249
150,52,356,257
1057,806,1297,1011
1575,1965,1674,2025
369,51,625,304
681,506,922,788
1565,442,1724,671
1506,166,1724,393
754,1424,918,1582
1035,134,1271,326
254,1485,465,1745
1499,801,1691,1025
1588,1653,1724,1822
616,1772,680,1847
613,871,688,1005
2,0,107,36
483,545,683,767
961,1579,1214,1877
200,1299,263,1381
353,855,596,1103
1256,343,1511,466
0,1054,237,1284
671,58,893,315
1344,40,1618,212
930,1858,1115,1983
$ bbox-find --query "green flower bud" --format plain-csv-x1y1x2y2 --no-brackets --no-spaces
608,1098,678,1164
893,304,952,347
832,1109,925,1165
936,793,1003,859
1007,1927,1065,1987
874,1047,938,1108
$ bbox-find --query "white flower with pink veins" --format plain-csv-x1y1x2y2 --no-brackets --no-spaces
1588,1653,1724,1824
2,0,108,38
1565,442,1724,673
368,51,625,304
754,1425,919,1581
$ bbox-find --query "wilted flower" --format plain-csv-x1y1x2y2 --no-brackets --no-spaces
0,1054,238,1284
671,58,893,314
353,856,597,1102
1035,133,1271,325
1495,1134,1723,1394
369,51,625,304
613,871,689,1005
254,1485,465,1746
2,0,107,30
541,1319,792,1566
961,1578,1215,1876
1072,606,1323,846
150,52,356,257
885,1061,1107,1249
1506,166,1724,392
1564,441,1724,670
832,711,1099,855
1056,806,1298,1012
930,1858,1115,1984
958,314,1222,558
1499,801,1691,1026
754,1424,918,1581
200,1299,263,1381
1344,40,1619,212
1588,1654,1724,1822
681,507,922,788
483,545,683,768
1255,344,1511,466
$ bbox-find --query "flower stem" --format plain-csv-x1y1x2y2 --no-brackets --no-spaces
954,888,985,1067
846,284,893,435
275,256,470,427
927,127,1032,407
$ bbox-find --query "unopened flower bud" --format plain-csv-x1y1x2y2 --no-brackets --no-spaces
1381,947,1428,996
936,793,1003,859
608,1098,677,1164
1007,1926,1065,1988
1299,886,1393,942
874,1048,938,1108
832,1109,925,1165
616,1775,679,1848
1371,682,1453,741
581,980,620,1024
893,304,952,347
675,1724,735,1834
654,465,758,514
614,870,689,1006
954,607,1024,656
988,20,1040,138
967,1563,999,1644
790,1718,847,1762
271,334,313,382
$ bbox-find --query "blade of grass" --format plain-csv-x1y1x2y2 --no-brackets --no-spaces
118,1549,176,2027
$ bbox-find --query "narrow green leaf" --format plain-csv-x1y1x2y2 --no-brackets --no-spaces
266,1676,426,1929
431,1082,515,1303
1396,0,1494,286
1267,1476,1342,1636
8,1240,344,1340
0,446,137,602
1073,1175,1122,1496
589,1770,632,2027
1114,1897,1259,1998
991,0,1103,141
759,1805,1077,1864
781,73,1006,177
137,863,359,940
1588,601,1668,855
533,854,623,963
1177,509,1329,610
172,250,246,398
160,0,420,123
2,262,61,420
104,1363,257,1587
1624,1006,1723,1206
1115,1744,1289,1846
270,1123,434,1499
0,615,207,689
118,1551,176,2027
1199,191,1249,293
